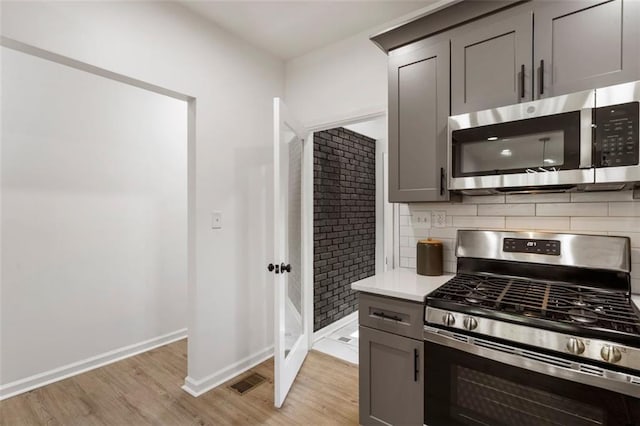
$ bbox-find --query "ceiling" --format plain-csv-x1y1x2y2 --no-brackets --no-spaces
179,1,438,60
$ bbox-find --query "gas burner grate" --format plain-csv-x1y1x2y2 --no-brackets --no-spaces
430,273,640,335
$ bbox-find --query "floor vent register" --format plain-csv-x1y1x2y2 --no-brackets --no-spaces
229,372,266,395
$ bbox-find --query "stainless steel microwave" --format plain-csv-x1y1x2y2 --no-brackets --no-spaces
448,81,640,194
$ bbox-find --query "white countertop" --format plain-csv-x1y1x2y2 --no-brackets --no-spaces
351,268,454,302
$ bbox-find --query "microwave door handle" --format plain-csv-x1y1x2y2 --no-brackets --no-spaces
579,108,593,169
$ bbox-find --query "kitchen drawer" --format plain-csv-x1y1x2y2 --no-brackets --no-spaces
359,293,424,340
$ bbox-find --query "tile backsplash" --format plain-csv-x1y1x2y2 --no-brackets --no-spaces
399,191,640,293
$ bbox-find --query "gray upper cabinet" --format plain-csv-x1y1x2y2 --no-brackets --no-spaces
451,10,533,115
359,325,424,426
388,40,450,202
534,0,640,98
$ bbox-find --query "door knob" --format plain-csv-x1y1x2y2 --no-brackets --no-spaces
267,263,280,274
281,263,291,273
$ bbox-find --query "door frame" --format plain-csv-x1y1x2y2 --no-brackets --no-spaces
302,108,393,347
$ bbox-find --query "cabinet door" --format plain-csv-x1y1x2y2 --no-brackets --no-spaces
359,326,424,426
451,10,533,115
388,41,450,203
534,0,640,98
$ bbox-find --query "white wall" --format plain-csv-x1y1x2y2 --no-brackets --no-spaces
1,46,188,386
284,0,457,128
285,32,388,127
1,1,284,395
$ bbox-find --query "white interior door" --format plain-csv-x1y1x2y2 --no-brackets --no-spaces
272,97,309,408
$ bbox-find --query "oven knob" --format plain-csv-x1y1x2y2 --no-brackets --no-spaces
463,316,478,330
600,345,622,363
442,313,456,327
566,338,585,355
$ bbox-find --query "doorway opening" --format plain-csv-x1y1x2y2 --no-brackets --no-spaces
308,115,390,364
0,38,194,400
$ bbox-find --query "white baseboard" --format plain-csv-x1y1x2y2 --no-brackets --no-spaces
182,345,274,397
0,328,188,401
313,311,358,343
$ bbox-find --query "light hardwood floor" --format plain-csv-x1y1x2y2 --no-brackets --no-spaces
0,340,359,425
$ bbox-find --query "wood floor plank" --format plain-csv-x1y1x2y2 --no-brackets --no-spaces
0,340,359,425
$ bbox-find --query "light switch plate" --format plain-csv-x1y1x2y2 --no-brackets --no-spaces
211,211,222,229
432,211,446,228
411,211,431,229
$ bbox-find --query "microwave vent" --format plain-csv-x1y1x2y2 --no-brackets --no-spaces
583,183,626,192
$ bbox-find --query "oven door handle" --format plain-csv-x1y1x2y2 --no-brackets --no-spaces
423,326,640,398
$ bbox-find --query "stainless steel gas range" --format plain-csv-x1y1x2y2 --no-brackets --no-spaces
423,230,640,426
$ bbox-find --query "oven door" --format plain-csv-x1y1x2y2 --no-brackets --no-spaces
448,90,595,192
424,327,640,426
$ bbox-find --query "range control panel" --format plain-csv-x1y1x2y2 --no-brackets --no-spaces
503,238,561,256
595,101,639,167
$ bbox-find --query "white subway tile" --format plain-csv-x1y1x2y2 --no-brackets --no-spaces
439,237,455,247
444,250,457,263
631,265,640,280
429,227,459,239
571,217,640,232
506,216,570,230
569,230,608,236
399,204,410,216
478,203,534,216
608,232,640,248
399,226,416,237
463,195,506,204
608,202,640,217
408,203,432,211
400,246,415,258
400,257,411,268
444,261,456,274
506,193,570,204
399,236,410,247
571,191,634,202
536,203,607,217
452,216,505,229
400,215,411,226
411,203,477,216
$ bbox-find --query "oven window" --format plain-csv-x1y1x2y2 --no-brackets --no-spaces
452,111,581,178
424,341,640,426
455,365,603,426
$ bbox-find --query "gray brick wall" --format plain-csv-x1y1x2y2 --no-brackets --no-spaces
314,127,376,331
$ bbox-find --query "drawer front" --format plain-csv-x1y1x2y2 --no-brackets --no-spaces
359,293,424,339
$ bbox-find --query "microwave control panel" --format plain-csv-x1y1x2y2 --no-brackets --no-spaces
503,238,561,256
595,101,639,167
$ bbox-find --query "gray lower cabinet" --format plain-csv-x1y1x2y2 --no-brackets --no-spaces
451,8,533,115
388,40,450,202
534,0,640,98
359,325,424,426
